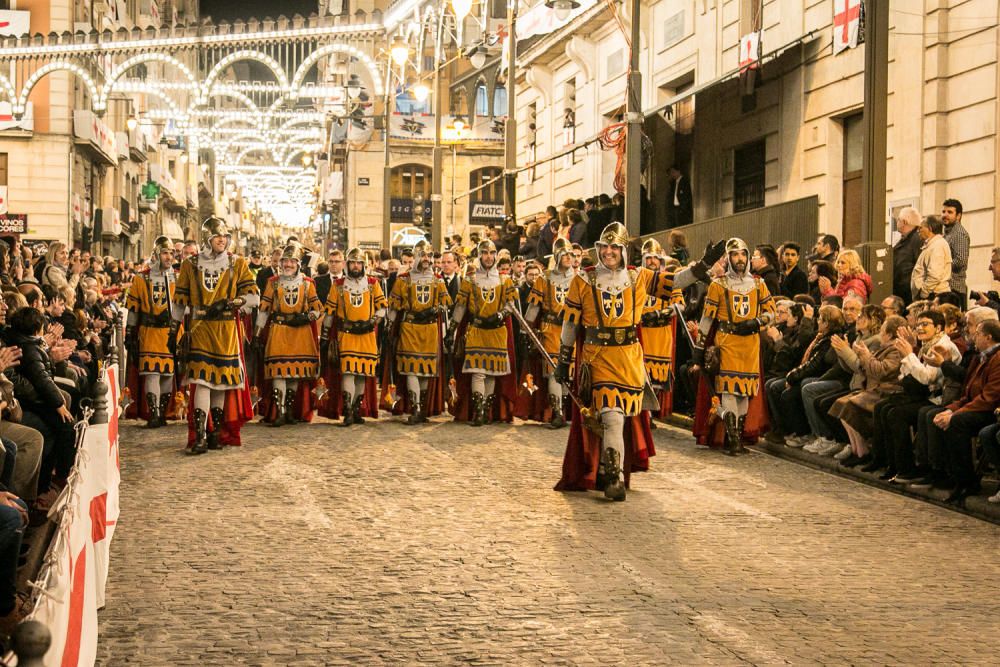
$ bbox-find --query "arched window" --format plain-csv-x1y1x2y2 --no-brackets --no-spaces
474,79,489,118
469,166,504,225
389,163,433,223
493,85,507,118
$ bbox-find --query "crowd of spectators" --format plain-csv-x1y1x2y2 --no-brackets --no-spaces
0,236,126,633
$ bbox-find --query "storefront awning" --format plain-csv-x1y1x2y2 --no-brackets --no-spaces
162,218,185,241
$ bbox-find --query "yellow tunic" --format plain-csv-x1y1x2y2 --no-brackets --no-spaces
326,277,386,377
640,288,684,384
563,267,681,416
126,269,176,375
456,273,518,375
702,276,775,396
527,271,574,357
389,273,452,377
260,277,322,379
174,253,258,387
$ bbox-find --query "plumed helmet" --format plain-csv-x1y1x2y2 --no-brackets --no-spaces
550,237,573,271
477,238,497,255
726,237,749,255
346,247,365,263
280,244,303,262
200,216,230,244
596,222,629,249
152,235,172,255
641,238,665,260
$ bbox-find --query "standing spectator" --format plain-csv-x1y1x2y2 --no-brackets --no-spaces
778,242,809,298
665,165,693,229
518,222,540,259
668,230,690,265
536,206,560,260
440,251,461,306
313,262,333,306
751,245,781,297
972,246,1000,314
892,207,923,304
911,215,953,300
941,198,970,306
811,234,840,262
255,248,282,294
40,242,83,305
818,249,873,302
566,209,587,245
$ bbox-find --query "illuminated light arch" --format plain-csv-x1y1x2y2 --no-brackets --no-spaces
202,50,290,101
17,62,98,113
290,43,384,96
282,144,323,167
99,53,198,110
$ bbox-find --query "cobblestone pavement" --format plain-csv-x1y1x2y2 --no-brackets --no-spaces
97,416,1000,665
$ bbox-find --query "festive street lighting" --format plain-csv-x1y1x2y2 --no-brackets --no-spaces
413,82,430,102
346,74,363,100
451,0,473,21
126,116,138,131
390,35,411,66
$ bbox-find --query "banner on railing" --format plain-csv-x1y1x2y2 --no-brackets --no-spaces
27,365,122,667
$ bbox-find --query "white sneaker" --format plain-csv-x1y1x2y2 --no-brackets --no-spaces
802,438,825,453
784,435,807,448
833,444,853,460
988,490,1000,504
819,440,845,456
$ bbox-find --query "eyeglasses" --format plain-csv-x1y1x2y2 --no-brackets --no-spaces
915,321,935,328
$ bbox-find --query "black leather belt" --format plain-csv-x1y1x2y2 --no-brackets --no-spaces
404,309,439,324
271,313,312,327
584,325,637,346
340,319,376,334
192,310,232,322
542,312,562,325
718,321,754,335
472,314,505,329
139,313,171,328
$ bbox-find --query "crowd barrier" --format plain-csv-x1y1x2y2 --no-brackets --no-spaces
2,364,123,666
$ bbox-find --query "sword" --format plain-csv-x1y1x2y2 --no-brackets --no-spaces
673,302,698,352
506,305,592,417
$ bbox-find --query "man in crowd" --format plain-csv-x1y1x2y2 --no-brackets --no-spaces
812,234,839,263
893,207,923,304
328,249,345,281
665,165,693,229
941,198,970,306
911,215,953,301
440,251,461,307
255,247,282,294
778,242,808,298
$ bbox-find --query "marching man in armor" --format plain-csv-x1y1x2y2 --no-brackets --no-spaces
523,238,576,429
323,247,387,426
554,222,725,501
694,238,775,455
448,239,519,426
126,235,177,428
638,239,685,419
254,244,324,427
172,217,259,454
386,240,452,424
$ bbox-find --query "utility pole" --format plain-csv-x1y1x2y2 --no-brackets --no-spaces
859,0,890,301
382,60,393,250
622,0,642,238
431,13,445,250
502,0,518,221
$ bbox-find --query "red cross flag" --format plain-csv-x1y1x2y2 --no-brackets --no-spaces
739,31,761,72
833,0,865,55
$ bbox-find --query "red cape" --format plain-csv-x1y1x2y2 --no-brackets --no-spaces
380,314,446,417
636,318,679,419
124,353,181,422
449,318,518,423
554,331,655,491
690,325,769,448
254,319,319,423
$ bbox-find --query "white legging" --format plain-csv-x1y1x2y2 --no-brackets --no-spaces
405,375,429,397
547,374,563,402
469,372,496,397
719,393,749,419
600,408,625,482
271,378,299,403
142,374,173,402
341,373,367,404
192,385,225,419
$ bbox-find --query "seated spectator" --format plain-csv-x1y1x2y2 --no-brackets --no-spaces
818,249,872,303
867,310,961,481
808,260,838,304
924,319,1000,505
881,295,905,318
762,301,812,380
40,242,83,305
766,305,846,444
792,294,817,323
829,315,906,467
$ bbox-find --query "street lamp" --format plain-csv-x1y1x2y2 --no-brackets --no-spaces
346,74,363,100
301,154,313,167
452,115,466,134
390,35,411,66
465,44,488,69
413,82,430,103
545,0,580,21
126,116,138,131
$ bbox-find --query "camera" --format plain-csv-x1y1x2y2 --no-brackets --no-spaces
970,291,982,302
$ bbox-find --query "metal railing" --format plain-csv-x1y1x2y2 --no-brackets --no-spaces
638,195,820,256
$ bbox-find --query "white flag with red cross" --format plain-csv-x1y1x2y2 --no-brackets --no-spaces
833,0,865,55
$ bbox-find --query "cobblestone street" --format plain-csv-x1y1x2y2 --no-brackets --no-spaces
97,417,1000,665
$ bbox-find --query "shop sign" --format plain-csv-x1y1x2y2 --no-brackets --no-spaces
0,214,27,234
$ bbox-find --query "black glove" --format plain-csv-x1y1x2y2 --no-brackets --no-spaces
731,318,762,335
205,300,231,318
554,345,573,384
691,345,705,367
167,321,179,357
288,312,312,326
700,239,727,270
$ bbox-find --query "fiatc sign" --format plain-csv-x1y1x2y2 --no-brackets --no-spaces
470,201,504,224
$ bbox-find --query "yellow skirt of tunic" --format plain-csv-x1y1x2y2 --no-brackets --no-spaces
641,324,674,384
582,342,645,417
397,321,439,377
138,325,174,375
265,323,319,379
338,330,379,376
462,325,510,375
714,331,760,396
187,319,242,386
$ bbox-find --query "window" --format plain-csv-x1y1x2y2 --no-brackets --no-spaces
389,163,432,223
562,78,577,169
474,79,489,118
469,167,504,225
0,153,8,186
733,139,766,213
493,86,507,118
395,88,430,115
525,103,537,183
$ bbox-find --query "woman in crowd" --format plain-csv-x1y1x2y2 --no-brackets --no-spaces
818,249,873,302
40,242,83,305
